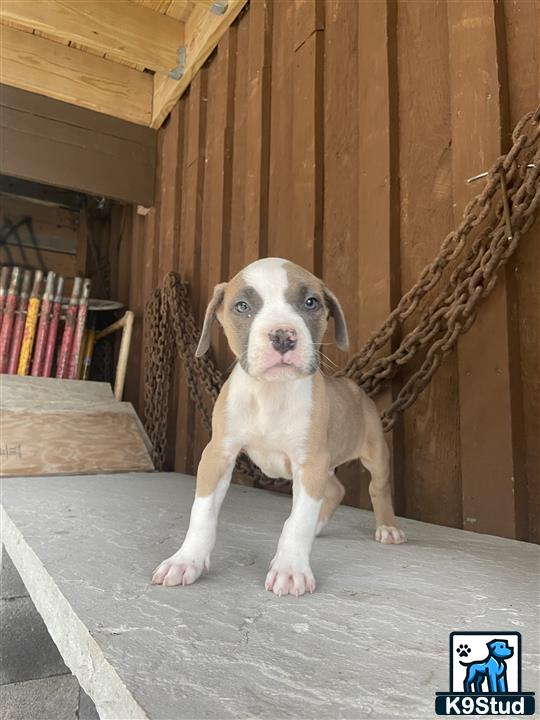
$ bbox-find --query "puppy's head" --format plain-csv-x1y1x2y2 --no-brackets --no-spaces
196,258,349,381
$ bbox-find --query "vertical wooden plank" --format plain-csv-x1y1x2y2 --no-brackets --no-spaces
138,207,159,420
202,30,237,365
342,0,402,513
173,99,193,475
397,0,460,527
155,103,185,470
125,212,145,410
179,71,208,320
291,0,324,274
267,0,294,258
138,188,160,425
115,205,131,308
323,0,363,505
242,0,272,264
174,73,208,475
150,131,164,292
448,0,525,539
294,0,324,45
504,0,540,543
195,30,238,466
157,104,183,284
229,11,249,278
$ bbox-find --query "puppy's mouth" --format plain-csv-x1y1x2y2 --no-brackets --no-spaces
264,358,301,375
256,353,319,380
261,364,304,381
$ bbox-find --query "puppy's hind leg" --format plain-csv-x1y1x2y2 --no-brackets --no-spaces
359,400,406,545
315,472,345,536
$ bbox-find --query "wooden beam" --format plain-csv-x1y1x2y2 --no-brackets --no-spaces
0,0,185,73
151,0,247,128
0,176,85,210
1,86,156,206
0,25,152,125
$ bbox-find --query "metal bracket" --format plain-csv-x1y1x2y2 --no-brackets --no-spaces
210,1,228,15
168,46,187,81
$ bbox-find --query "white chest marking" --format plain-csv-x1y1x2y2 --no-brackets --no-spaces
225,365,313,477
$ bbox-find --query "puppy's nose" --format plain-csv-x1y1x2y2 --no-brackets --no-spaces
269,328,297,355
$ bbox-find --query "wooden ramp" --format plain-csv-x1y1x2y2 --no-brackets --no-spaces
0,376,153,476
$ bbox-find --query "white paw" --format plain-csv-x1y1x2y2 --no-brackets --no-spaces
151,554,208,587
265,556,316,597
375,525,407,544
315,519,328,536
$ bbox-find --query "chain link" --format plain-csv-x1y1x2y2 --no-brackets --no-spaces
144,108,539,485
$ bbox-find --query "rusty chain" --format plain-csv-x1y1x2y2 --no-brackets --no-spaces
144,107,539,485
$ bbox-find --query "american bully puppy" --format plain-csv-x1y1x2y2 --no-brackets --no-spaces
152,257,405,596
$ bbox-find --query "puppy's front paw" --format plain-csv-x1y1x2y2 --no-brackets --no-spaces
151,554,207,587
375,525,406,544
265,556,315,597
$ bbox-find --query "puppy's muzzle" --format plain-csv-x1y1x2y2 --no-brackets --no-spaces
268,328,297,355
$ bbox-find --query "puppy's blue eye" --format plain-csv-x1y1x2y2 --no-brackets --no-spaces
305,297,320,310
234,301,250,313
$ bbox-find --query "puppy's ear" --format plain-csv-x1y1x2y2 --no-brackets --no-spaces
195,283,227,357
323,285,349,351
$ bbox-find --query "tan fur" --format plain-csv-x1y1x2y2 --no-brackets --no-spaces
195,383,232,497
301,373,398,530
215,273,248,357
283,262,325,297
318,473,346,528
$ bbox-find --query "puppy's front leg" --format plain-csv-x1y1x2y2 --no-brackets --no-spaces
152,442,236,587
265,454,328,597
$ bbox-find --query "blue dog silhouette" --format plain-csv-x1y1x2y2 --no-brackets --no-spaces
460,639,513,693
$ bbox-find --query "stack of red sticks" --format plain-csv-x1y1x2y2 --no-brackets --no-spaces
0,266,92,379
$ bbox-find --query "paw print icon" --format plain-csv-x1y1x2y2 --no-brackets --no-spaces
456,644,471,658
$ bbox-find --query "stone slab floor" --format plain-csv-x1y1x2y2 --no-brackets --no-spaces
1,472,539,719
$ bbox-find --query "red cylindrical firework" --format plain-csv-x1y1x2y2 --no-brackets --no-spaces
31,271,56,377
56,277,82,379
7,270,32,375
67,278,91,380
42,275,64,378
0,267,21,373
0,266,11,331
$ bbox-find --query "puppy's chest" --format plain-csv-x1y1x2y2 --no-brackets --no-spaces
226,378,313,458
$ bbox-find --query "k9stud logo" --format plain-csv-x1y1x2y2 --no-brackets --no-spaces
435,632,535,715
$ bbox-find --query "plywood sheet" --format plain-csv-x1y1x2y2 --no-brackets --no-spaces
1,375,114,406
0,376,153,476
1,407,153,477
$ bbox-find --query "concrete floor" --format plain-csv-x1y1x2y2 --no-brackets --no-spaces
1,472,539,719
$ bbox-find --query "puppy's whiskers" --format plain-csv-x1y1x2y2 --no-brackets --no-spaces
318,351,337,369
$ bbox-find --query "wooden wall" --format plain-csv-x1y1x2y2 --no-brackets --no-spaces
111,0,540,543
